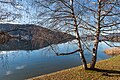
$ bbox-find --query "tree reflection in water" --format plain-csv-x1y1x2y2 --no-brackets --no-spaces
0,52,9,69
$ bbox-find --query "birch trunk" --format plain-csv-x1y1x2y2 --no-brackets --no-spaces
90,1,101,69
71,1,88,69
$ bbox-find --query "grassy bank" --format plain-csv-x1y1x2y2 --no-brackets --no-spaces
104,47,120,55
28,55,120,80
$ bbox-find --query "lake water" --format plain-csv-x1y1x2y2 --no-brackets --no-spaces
0,40,119,80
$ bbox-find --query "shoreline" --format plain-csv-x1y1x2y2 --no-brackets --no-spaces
27,55,120,80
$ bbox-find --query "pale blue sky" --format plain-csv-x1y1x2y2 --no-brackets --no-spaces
0,0,39,24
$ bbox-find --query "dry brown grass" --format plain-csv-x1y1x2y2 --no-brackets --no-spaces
104,47,120,55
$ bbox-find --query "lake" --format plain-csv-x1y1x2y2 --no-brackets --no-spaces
0,40,119,80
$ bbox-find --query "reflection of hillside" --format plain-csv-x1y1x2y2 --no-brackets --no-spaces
0,39,48,51
0,31,11,44
0,24,75,51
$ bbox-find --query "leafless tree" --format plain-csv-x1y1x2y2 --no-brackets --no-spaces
33,0,90,70
79,0,120,69
32,0,120,70
0,0,119,70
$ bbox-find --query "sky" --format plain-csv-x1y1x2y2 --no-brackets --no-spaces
0,0,119,34
0,0,39,24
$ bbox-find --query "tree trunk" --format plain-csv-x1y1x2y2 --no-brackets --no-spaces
90,32,100,69
90,1,101,69
71,2,88,69
75,27,88,70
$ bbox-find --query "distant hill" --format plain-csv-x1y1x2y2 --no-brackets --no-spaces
0,24,75,51
80,33,120,42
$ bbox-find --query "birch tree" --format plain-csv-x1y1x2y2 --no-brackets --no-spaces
33,0,120,70
78,0,120,69
33,0,88,69
1,0,118,70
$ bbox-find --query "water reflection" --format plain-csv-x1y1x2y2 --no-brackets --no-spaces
0,40,119,80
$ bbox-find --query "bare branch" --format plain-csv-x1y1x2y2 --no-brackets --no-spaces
56,49,80,56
